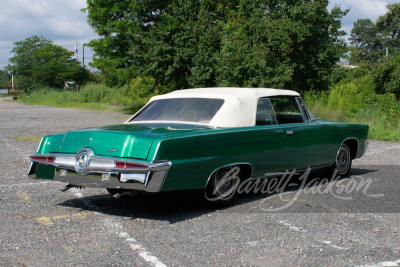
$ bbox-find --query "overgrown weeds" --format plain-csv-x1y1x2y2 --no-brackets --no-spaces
303,69,400,141
18,69,400,142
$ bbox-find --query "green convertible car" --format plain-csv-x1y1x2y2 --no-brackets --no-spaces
29,88,368,205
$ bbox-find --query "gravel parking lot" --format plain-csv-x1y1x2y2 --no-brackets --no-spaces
1,98,400,266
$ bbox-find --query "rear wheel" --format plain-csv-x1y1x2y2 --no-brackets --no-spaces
204,165,240,207
324,143,352,178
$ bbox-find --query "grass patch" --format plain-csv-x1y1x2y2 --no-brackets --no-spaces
19,84,150,114
17,78,400,142
303,76,400,142
11,136,43,143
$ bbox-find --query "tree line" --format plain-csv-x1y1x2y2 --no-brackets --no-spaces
4,0,400,98
349,3,400,65
348,3,400,98
5,36,91,91
83,0,347,93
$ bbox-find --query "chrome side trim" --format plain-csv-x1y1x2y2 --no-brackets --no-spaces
252,164,331,180
203,163,331,189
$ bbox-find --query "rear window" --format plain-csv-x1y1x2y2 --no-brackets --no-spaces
130,98,224,124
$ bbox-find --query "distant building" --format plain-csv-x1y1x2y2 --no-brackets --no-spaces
336,62,359,69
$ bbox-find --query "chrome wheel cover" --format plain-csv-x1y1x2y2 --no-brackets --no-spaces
336,145,350,174
212,166,240,200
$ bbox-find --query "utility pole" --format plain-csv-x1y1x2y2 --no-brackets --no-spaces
10,47,14,92
75,40,78,60
82,44,85,67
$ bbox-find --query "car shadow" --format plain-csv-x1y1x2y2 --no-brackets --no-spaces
59,190,218,224
59,167,379,223
233,167,379,208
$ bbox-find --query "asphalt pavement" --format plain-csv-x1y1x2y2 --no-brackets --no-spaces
1,98,400,267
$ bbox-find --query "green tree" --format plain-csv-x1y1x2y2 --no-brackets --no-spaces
349,3,400,65
0,69,11,88
82,0,147,86
6,36,90,91
377,3,400,56
372,55,400,98
349,19,383,65
129,0,229,90
84,0,348,92
216,1,348,91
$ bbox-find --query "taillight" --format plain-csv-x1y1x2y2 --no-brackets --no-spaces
115,162,125,168
115,161,147,169
126,163,146,169
32,156,55,163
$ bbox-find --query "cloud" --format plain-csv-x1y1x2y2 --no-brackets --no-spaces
329,0,391,29
0,0,96,69
0,0,95,41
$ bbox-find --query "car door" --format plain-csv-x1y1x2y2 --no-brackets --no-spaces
269,96,328,171
250,97,286,178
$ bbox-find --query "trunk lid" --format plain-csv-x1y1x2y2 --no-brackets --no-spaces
57,123,213,159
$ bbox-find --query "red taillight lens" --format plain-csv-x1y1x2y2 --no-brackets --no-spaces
115,162,147,169
115,162,125,168
32,156,55,163
126,163,147,169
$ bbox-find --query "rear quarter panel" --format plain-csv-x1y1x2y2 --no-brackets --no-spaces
148,126,285,191
324,121,369,162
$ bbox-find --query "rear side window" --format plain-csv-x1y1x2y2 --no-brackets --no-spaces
256,98,277,126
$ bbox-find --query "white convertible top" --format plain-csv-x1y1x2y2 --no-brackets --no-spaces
127,87,300,127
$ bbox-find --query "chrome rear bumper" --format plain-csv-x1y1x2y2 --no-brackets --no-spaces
28,153,171,192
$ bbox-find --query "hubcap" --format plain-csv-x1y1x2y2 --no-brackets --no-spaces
213,166,240,200
336,146,350,174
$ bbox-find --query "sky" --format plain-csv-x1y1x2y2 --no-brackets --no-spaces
0,0,399,70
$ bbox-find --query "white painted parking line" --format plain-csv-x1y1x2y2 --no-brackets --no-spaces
279,220,308,233
73,190,167,267
319,240,348,250
361,259,400,267
0,181,53,188
104,220,167,267
367,213,383,218
246,241,260,246
278,220,350,251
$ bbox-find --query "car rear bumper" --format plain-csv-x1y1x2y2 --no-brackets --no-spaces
28,153,171,192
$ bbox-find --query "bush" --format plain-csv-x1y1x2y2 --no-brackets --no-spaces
79,83,118,103
303,66,400,141
372,56,400,99
126,77,156,98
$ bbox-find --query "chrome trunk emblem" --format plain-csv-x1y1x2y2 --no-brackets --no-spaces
75,148,94,175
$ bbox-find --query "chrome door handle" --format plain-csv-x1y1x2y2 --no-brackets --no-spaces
286,130,293,136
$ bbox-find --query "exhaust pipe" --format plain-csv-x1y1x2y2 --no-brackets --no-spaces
60,183,74,192
112,190,137,199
